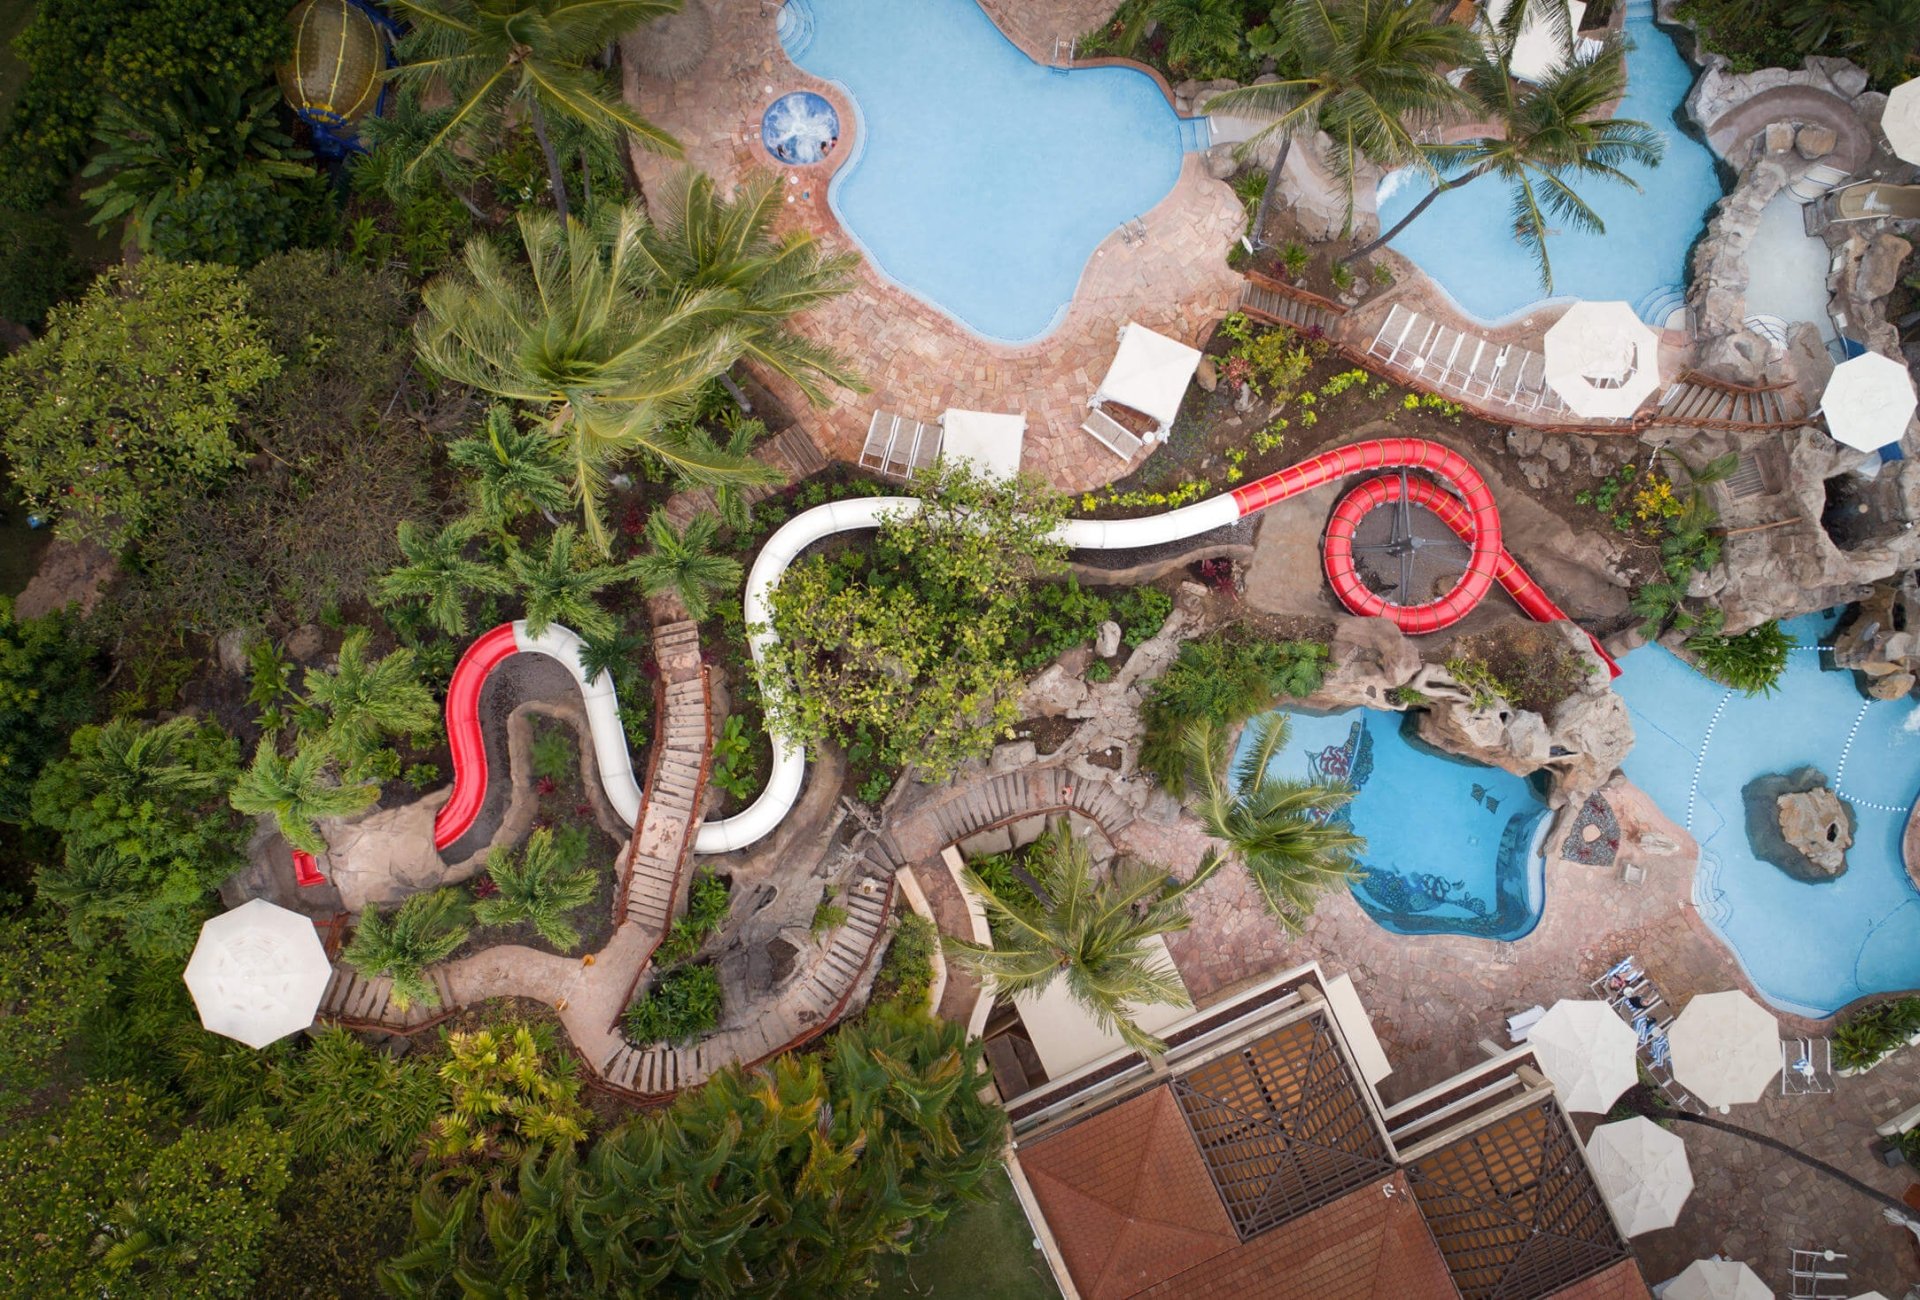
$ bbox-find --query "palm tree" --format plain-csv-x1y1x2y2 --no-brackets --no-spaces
303,628,442,768
944,827,1223,1053
1203,0,1478,243
1344,40,1664,288
1785,0,1920,82
341,888,471,1012
1179,715,1365,931
378,518,513,636
447,407,575,534
230,739,380,856
472,827,598,950
506,523,629,642
1150,0,1243,73
691,413,766,531
384,0,684,223
639,168,864,408
624,511,741,621
415,203,782,549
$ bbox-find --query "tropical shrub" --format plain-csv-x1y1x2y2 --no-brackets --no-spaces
472,827,599,951
1686,621,1795,696
30,716,248,956
270,1026,443,1161
623,962,724,1046
300,628,440,776
0,907,115,1113
654,868,731,964
871,912,939,1010
427,1023,592,1170
255,1149,417,1299
0,262,279,546
229,738,380,856
0,600,100,823
340,888,471,1012
0,210,80,328
1832,995,1920,1071
1139,633,1329,791
1679,0,1917,85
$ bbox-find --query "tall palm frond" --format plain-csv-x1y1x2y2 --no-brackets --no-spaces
341,888,471,1011
230,739,380,855
505,523,629,641
473,827,598,950
624,511,741,621
303,628,442,764
447,406,576,532
378,518,513,636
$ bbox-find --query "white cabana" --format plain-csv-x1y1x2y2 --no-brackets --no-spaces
1090,322,1203,441
1664,1259,1774,1300
1882,78,1920,165
939,409,1026,481
1481,0,1585,83
183,898,333,1049
1820,352,1918,452
1585,1117,1694,1236
1543,300,1664,419
1014,933,1190,1079
1528,999,1641,1113
1669,990,1781,1112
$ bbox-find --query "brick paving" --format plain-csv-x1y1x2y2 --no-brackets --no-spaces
621,1,1245,492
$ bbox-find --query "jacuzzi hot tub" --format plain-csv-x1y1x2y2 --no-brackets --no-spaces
761,91,839,166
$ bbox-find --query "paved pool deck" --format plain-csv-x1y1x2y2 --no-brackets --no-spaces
621,0,1245,493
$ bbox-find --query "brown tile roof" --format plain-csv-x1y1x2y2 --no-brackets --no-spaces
1544,1259,1655,1300
1136,1172,1459,1300
1020,1085,1240,1300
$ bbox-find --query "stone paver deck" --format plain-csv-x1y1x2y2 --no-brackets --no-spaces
621,1,1244,492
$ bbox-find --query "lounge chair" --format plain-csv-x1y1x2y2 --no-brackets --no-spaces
1368,303,1418,365
1414,326,1459,376
1471,345,1510,399
1824,182,1920,223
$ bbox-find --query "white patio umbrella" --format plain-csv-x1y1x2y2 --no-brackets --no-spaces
1665,1259,1773,1300
1585,1117,1694,1236
1882,78,1920,166
1543,301,1665,419
183,898,333,1049
1528,999,1640,1113
1669,990,1781,1112
1820,352,1918,452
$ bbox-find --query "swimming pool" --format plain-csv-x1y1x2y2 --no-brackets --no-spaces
1236,708,1551,941
778,0,1191,342
1373,0,1725,325
1618,612,1920,1017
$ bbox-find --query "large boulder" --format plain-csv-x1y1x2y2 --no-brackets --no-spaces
1021,664,1089,718
1778,785,1853,875
1319,616,1423,707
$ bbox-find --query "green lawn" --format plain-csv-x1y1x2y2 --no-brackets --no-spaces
872,1167,1059,1300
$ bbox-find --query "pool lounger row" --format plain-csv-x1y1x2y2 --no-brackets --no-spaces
1365,303,1582,418
1592,956,1705,1113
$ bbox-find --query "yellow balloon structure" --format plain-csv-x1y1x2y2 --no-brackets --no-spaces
276,0,389,151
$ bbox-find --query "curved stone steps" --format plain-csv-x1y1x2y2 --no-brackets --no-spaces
318,963,457,1031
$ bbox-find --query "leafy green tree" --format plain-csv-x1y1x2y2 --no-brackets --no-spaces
625,511,743,621
761,462,1069,782
622,962,724,1045
81,85,323,265
385,0,683,223
473,827,598,950
446,406,575,535
1150,0,1243,73
30,716,247,956
378,518,513,637
505,523,631,642
0,907,116,1113
230,738,380,856
270,1026,444,1161
642,168,863,407
1204,0,1477,239
1139,633,1328,793
0,600,99,823
1345,40,1665,288
0,262,279,546
302,628,441,771
383,1009,1005,1295
1179,715,1365,931
427,1023,592,1171
415,204,785,549
341,888,471,1012
947,828,1220,1053
1783,0,1920,82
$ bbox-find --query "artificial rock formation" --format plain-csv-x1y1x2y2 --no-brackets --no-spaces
1832,578,1920,699
1778,785,1853,875
1744,766,1854,881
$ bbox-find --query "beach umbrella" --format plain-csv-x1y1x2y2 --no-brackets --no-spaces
1528,999,1640,1113
1820,352,1918,452
1669,990,1781,1112
183,899,333,1049
1882,79,1920,166
1664,1259,1773,1300
1543,301,1664,419
1585,1117,1694,1235
621,0,713,80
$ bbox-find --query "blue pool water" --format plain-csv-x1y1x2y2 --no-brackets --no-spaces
1618,612,1920,1017
778,0,1188,342
1373,2,1725,324
1236,709,1551,941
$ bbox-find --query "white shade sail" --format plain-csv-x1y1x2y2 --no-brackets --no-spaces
1543,301,1664,419
184,898,333,1049
1528,999,1641,1113
1585,1117,1694,1236
940,409,1026,481
1882,79,1920,165
1481,0,1587,83
1821,352,1918,452
1012,933,1189,1079
1665,1259,1774,1300
1092,322,1203,436
1669,990,1781,1112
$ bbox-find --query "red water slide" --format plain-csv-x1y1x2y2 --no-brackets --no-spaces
432,623,521,851
1228,437,1620,675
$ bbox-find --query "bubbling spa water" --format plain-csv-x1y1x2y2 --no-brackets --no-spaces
762,91,840,165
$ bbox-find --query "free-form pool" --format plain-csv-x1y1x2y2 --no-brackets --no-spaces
1373,0,1725,324
777,0,1190,342
1236,708,1551,941
1618,612,1920,1017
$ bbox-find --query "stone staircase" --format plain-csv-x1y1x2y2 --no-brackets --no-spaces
1239,274,1345,337
907,768,1137,861
660,424,830,528
317,963,457,1031
621,620,710,936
